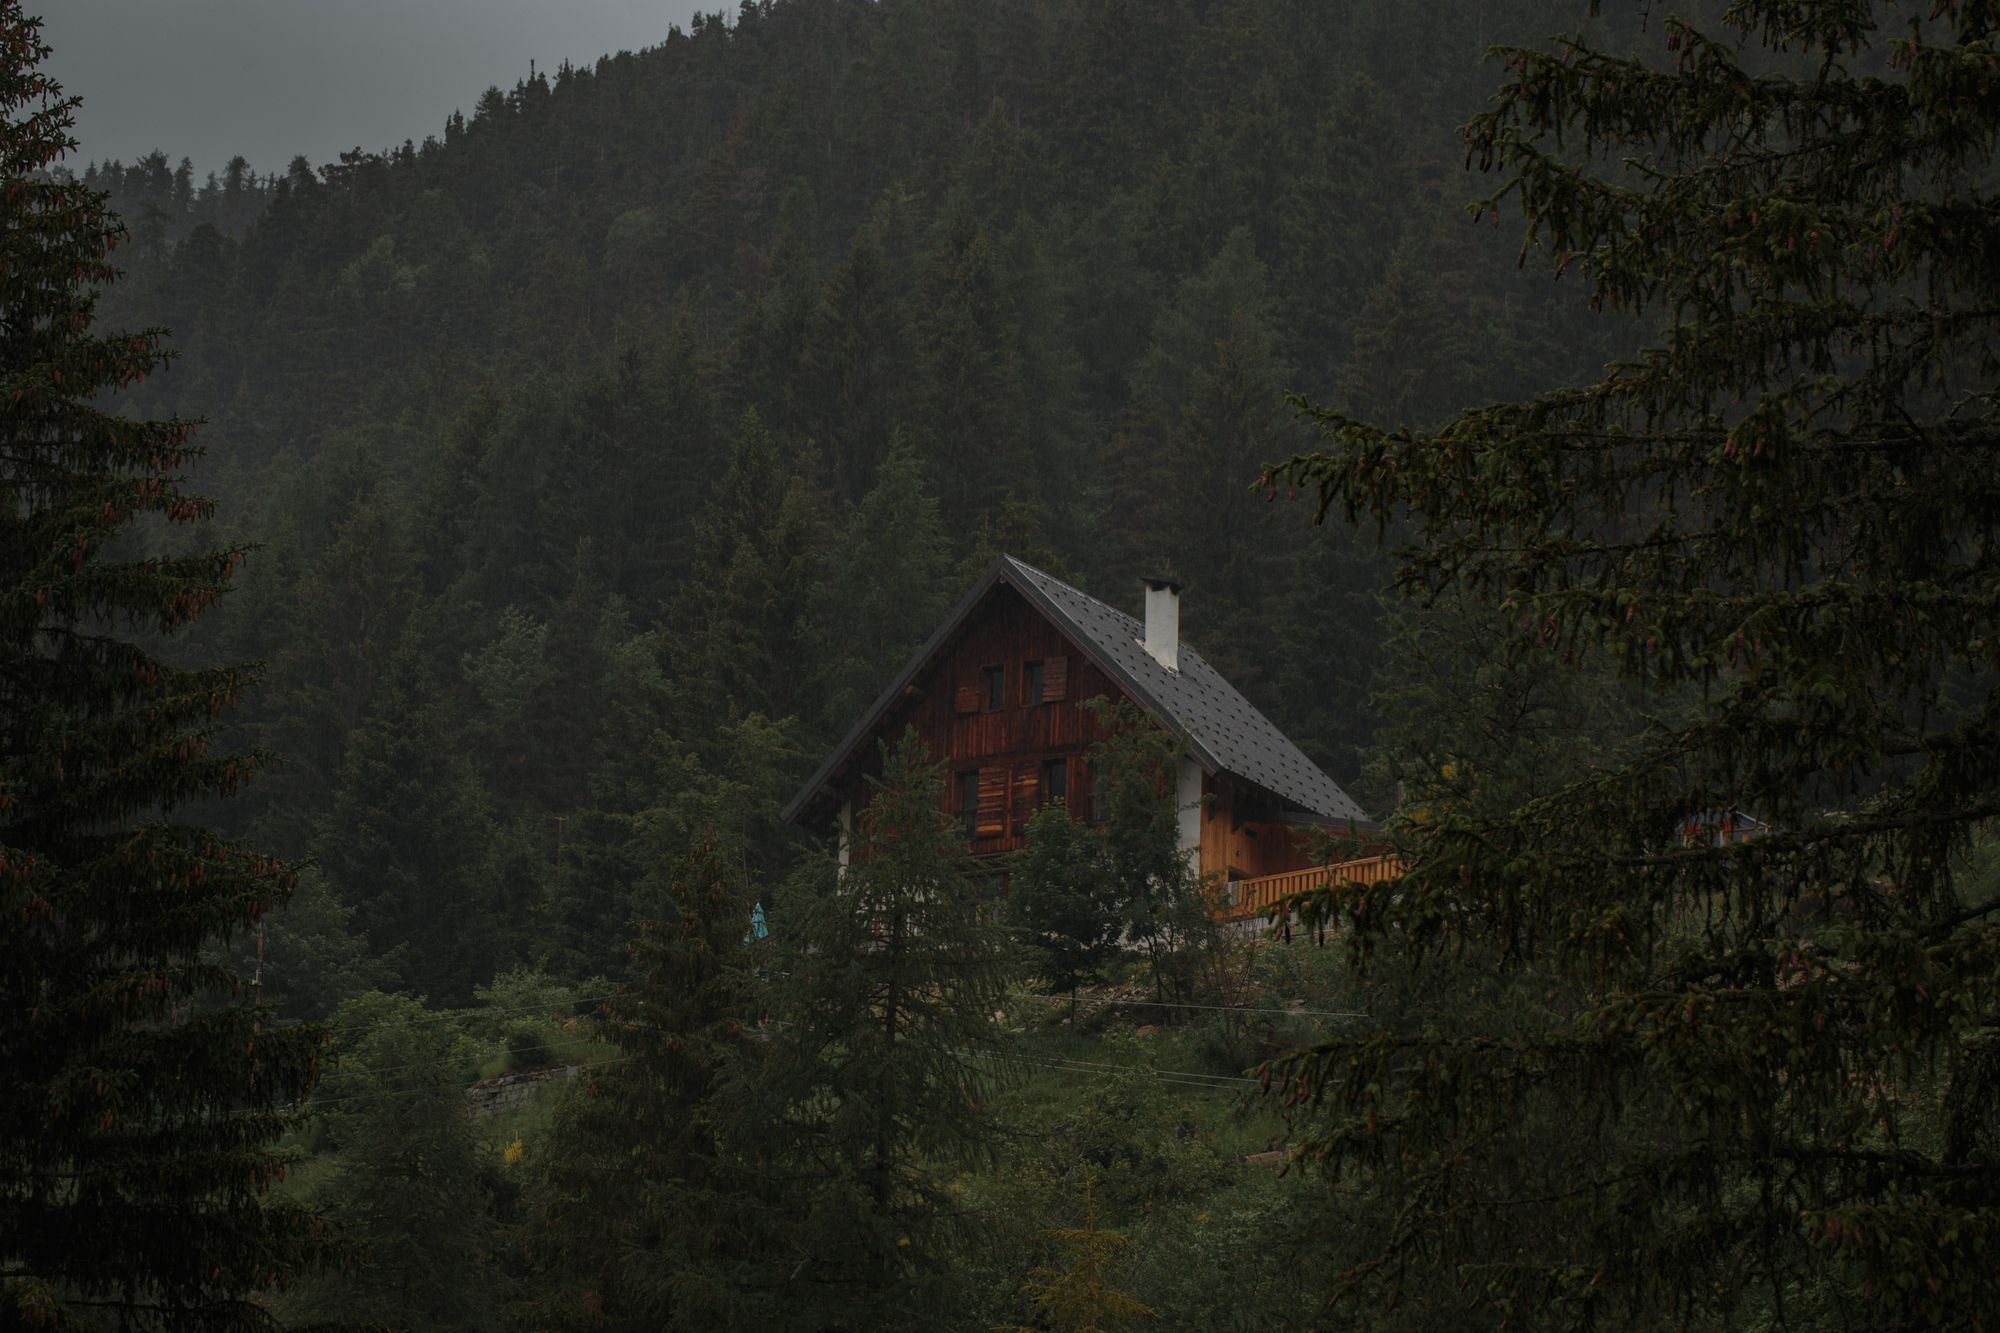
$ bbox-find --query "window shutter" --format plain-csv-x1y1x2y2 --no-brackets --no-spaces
1044,656,1069,702
1012,761,1040,829
976,767,1007,839
954,683,979,714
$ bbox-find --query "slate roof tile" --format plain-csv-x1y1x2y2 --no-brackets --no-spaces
1000,558,1368,823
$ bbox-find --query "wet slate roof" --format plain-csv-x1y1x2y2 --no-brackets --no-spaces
999,558,1369,824
782,554,1373,828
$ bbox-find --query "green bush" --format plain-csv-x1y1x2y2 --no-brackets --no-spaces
474,965,602,1073
1044,1064,1229,1215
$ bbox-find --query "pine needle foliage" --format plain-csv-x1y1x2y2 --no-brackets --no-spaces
1271,2,2000,1326
521,831,770,1331
750,729,1017,1329
1084,698,1219,1007
0,7,326,1327
290,993,490,1331
1010,802,1122,1021
1008,1179,1158,1333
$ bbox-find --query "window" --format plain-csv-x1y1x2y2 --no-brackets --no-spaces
984,664,1005,711
1025,659,1045,705
1041,758,1067,805
958,770,981,837
1087,763,1108,824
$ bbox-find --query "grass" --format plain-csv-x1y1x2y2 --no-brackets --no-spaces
965,946,1351,1329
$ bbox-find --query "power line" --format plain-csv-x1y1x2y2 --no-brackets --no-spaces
969,1046,1260,1093
1028,1051,1257,1086
1007,992,1366,1021
308,985,1331,1106
1030,1061,1254,1090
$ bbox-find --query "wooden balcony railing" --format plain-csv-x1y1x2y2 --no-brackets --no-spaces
1216,852,1404,922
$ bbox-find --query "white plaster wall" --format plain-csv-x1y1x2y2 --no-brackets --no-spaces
1176,757,1203,861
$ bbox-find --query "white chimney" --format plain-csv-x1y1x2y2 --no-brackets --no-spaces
1141,576,1181,672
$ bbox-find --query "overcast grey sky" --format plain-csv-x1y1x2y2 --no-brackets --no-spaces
42,0,709,177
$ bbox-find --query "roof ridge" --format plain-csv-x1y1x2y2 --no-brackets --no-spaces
1001,555,1112,612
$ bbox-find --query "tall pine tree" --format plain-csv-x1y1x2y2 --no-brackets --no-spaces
0,10,326,1325
748,731,1017,1329
1274,3,2000,1324
522,832,772,1330
287,992,493,1330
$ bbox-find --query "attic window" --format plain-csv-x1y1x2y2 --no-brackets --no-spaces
984,665,1005,711
1025,660,1045,705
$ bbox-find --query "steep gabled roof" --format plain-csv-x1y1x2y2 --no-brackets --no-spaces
782,554,1372,828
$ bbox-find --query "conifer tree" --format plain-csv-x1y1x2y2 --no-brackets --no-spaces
0,9,326,1325
1266,532,1388,785
916,208,1022,533
803,221,911,502
818,436,952,731
259,475,416,847
522,832,771,1330
668,410,837,746
1273,3,2000,1324
1128,228,1294,624
749,730,1017,1328
1085,700,1215,1005
1009,803,1121,1022
1010,1181,1158,1333
315,648,499,1003
289,992,493,1331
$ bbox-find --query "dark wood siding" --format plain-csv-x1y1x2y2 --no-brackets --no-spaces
833,585,1127,855
824,582,1298,883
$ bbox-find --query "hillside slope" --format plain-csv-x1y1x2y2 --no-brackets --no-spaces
82,0,1619,1005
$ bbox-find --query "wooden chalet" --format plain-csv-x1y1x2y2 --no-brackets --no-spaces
783,556,1388,919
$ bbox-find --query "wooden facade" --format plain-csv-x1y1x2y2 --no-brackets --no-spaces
813,582,1330,884
828,583,1116,854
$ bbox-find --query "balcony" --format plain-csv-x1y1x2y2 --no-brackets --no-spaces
1217,852,1404,922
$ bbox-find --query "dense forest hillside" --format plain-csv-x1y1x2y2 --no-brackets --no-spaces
83,0,1617,1010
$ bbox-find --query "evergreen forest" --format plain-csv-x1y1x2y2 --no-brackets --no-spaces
7,0,2000,1329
